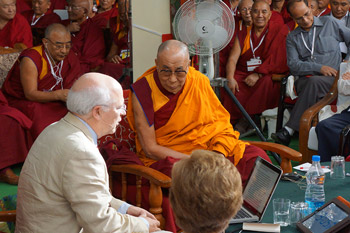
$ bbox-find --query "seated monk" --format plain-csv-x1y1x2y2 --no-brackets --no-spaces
0,90,32,185
219,0,253,77
127,39,271,187
22,0,61,46
0,0,32,52
63,0,105,74
17,0,67,14
99,0,132,89
223,0,289,133
2,23,81,140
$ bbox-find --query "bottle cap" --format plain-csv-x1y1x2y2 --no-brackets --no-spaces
312,155,320,162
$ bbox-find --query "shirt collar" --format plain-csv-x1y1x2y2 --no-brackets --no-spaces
74,115,98,145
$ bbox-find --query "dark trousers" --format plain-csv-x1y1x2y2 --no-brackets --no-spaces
316,108,350,161
286,76,334,131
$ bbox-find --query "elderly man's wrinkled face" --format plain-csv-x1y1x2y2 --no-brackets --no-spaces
251,1,271,29
331,0,350,19
100,90,125,136
43,31,72,63
156,51,190,95
67,0,88,21
290,1,314,31
239,0,253,25
32,0,50,15
0,0,16,21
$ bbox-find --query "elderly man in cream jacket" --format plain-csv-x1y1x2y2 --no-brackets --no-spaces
15,73,161,233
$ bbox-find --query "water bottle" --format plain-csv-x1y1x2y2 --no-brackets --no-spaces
305,155,325,213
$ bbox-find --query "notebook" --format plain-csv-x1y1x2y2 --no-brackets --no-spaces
229,156,282,224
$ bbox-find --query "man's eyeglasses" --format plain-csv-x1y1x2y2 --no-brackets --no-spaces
116,104,127,114
45,38,72,50
240,7,252,13
160,69,187,78
65,5,85,11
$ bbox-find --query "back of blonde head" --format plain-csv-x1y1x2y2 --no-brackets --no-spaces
170,150,243,233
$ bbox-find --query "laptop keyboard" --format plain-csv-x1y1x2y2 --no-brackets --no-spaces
234,208,251,219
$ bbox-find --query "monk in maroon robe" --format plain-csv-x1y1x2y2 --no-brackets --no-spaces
63,0,105,74
0,0,32,51
272,0,293,23
0,91,32,185
22,0,61,46
2,24,81,140
99,0,131,89
224,0,289,128
220,0,253,77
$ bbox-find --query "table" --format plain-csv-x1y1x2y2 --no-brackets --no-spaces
226,162,350,233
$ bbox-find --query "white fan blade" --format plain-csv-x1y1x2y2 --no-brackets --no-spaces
196,1,223,21
177,15,199,44
202,25,228,49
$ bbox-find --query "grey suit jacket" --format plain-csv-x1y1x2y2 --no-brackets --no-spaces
15,112,148,233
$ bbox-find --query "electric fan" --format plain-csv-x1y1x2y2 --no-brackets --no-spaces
172,0,235,80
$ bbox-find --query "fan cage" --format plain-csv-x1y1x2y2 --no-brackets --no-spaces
173,0,235,56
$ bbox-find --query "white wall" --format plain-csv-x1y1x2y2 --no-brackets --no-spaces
131,0,171,80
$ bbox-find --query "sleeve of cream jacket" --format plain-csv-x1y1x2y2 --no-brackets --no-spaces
61,142,149,233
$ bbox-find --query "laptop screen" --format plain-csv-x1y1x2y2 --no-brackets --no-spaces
242,157,282,217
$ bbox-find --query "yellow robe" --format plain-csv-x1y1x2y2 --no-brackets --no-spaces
127,66,248,167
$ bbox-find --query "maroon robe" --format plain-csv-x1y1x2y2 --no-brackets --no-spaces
2,45,81,139
0,91,32,170
62,18,106,73
99,25,131,89
16,0,31,14
22,10,61,46
222,21,289,121
318,7,332,16
0,13,33,48
219,18,247,77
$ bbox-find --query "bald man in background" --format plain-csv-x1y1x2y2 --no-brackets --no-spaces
0,0,32,51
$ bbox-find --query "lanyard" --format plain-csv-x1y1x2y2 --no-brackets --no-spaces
45,51,64,91
250,29,268,58
301,27,316,59
317,8,326,17
31,13,45,26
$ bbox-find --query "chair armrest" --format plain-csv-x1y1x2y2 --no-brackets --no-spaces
246,141,302,173
299,75,338,163
109,164,171,188
271,74,288,82
0,210,16,222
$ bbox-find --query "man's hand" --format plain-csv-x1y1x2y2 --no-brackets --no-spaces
54,89,69,102
107,55,123,64
67,22,80,33
320,66,337,77
227,77,239,94
244,73,260,87
127,206,160,232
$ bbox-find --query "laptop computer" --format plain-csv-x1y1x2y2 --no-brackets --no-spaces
229,156,282,224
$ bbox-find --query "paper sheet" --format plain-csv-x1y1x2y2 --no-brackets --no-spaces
293,162,331,173
243,223,280,232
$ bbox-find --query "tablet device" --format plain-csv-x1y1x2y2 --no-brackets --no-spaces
296,198,350,233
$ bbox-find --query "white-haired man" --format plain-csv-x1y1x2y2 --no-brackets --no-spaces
16,73,160,233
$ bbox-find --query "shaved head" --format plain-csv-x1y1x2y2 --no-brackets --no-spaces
45,23,70,38
252,0,271,9
238,0,254,9
157,40,189,60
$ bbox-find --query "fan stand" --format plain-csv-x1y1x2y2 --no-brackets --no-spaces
210,54,282,164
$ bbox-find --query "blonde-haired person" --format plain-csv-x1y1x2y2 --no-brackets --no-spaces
170,150,243,233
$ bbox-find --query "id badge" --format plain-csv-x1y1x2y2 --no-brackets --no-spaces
120,49,130,60
247,57,262,72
